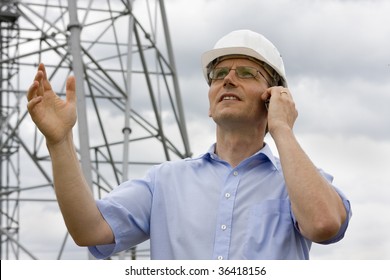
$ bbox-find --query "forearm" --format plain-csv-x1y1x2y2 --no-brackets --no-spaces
47,132,113,246
272,127,347,242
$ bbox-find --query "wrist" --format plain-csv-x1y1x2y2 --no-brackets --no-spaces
46,132,75,153
269,123,293,140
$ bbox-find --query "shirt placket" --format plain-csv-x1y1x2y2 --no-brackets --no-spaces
212,169,241,260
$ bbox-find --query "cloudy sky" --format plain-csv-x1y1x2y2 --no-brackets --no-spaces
165,0,390,260
11,0,390,260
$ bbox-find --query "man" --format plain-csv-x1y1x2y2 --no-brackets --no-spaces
27,29,351,259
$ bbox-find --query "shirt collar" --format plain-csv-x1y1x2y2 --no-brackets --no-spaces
200,142,279,170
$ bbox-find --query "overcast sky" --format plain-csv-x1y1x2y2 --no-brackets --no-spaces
13,0,390,260
165,0,390,260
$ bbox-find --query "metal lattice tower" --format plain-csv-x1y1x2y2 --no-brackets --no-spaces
0,0,191,259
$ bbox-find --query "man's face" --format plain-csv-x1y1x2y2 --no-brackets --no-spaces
208,57,270,129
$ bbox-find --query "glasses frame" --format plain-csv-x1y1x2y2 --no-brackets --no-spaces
208,65,272,86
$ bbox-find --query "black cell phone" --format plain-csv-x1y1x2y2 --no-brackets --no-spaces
265,99,270,111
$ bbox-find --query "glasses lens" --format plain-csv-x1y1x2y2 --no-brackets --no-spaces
209,66,259,80
236,66,257,78
210,67,229,80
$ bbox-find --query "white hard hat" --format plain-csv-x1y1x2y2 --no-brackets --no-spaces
201,29,287,87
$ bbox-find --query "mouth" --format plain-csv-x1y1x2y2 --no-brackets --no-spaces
219,94,241,102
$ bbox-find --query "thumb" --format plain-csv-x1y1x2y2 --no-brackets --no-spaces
66,75,76,104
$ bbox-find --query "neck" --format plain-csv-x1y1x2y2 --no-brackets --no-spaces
215,125,265,168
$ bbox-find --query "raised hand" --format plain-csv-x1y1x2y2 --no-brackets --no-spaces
261,86,298,136
27,63,77,146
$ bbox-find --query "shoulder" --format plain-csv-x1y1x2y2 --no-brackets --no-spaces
155,153,210,172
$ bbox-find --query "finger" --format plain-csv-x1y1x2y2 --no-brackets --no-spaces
38,63,47,81
27,80,39,101
278,87,294,99
262,86,287,100
27,96,43,112
65,75,76,104
38,63,53,91
36,71,46,97
38,62,45,72
33,67,43,82
30,64,46,97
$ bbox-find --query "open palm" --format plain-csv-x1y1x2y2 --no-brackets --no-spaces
27,63,77,146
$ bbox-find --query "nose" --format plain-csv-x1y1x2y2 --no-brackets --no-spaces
223,69,238,88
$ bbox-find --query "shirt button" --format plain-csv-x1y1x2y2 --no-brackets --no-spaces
217,256,224,260
233,171,238,176
221,224,227,230
225,193,231,199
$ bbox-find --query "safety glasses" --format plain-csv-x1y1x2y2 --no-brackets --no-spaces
208,66,270,85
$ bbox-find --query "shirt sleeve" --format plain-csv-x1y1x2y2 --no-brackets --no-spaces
290,169,352,245
88,168,156,259
318,187,352,245
318,170,352,245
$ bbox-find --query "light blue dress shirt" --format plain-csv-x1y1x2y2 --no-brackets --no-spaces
89,143,351,260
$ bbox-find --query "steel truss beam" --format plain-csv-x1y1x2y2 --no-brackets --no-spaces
0,0,190,259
